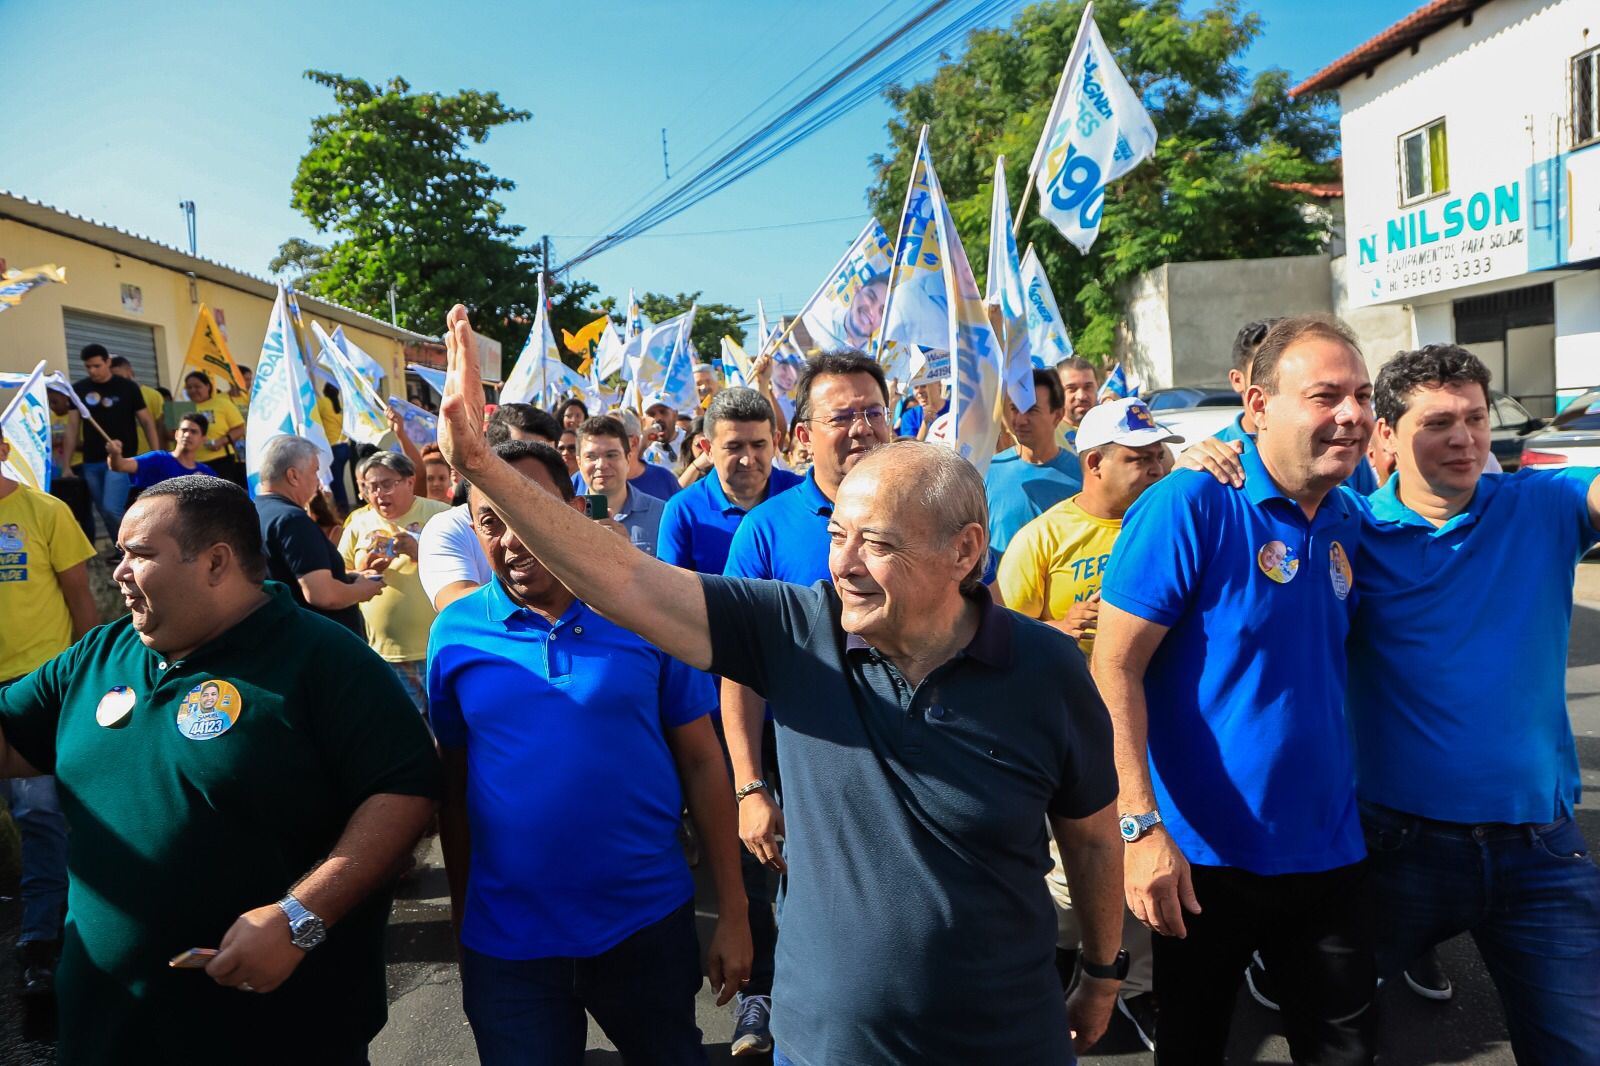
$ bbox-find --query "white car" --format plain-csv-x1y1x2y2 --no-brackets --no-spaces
1147,406,1244,452
1521,389,1600,471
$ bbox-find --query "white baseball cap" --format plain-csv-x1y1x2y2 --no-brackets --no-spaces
1074,398,1184,451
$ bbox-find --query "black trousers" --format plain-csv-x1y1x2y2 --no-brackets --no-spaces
1152,860,1375,1066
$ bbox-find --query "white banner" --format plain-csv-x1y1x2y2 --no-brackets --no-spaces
246,287,334,493
986,156,1036,412
1020,245,1075,367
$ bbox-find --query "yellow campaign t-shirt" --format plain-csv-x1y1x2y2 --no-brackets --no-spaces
316,393,347,446
0,484,96,680
996,494,1122,660
193,395,245,463
136,384,165,454
338,496,449,662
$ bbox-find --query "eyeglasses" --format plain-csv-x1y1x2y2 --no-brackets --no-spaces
811,406,889,430
362,477,406,492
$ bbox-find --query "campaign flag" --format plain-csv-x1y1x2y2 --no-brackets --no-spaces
0,362,53,490
407,363,448,399
794,219,894,352
387,397,438,447
883,129,1006,474
0,265,66,314
1019,245,1075,367
1099,361,1136,399
645,306,698,413
327,326,386,394
625,289,649,340
312,322,389,446
720,336,754,388
182,303,247,391
562,315,610,363
0,371,92,421
1030,2,1158,253
985,156,1035,412
246,287,333,493
502,274,582,406
594,320,627,381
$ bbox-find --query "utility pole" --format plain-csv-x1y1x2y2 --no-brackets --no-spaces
661,129,670,181
177,200,197,256
388,285,398,327
542,235,550,280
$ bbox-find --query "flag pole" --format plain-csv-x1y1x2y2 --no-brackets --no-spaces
875,124,931,363
1013,2,1096,240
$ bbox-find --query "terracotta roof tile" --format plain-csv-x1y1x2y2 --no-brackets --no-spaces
1290,0,1490,98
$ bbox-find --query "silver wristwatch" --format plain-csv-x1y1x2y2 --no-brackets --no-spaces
1119,811,1164,843
277,893,327,951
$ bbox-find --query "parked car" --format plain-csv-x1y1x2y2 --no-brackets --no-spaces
1487,390,1543,472
1145,405,1243,452
1520,389,1600,471
1142,385,1240,411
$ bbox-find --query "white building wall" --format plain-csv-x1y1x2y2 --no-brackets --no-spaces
1554,273,1600,397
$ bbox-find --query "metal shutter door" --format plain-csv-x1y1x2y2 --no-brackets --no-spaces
63,308,162,388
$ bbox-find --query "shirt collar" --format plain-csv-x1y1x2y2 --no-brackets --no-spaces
799,469,834,516
843,584,1011,670
483,576,585,629
704,467,785,516
613,486,646,519
1229,411,1249,436
1366,473,1493,535
1238,434,1355,524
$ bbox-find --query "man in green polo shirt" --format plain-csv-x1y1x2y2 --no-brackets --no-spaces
0,474,441,1066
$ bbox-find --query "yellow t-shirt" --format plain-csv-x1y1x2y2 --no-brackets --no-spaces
193,395,245,463
316,393,346,446
136,384,165,454
338,497,449,662
0,484,96,680
996,494,1122,660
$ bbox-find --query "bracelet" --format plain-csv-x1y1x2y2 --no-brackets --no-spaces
735,779,769,802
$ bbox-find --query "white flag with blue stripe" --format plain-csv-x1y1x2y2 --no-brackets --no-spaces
312,321,390,446
327,325,386,393
1020,245,1075,367
246,287,333,493
0,362,53,491
985,156,1035,413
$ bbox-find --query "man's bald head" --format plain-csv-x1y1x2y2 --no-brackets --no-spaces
837,441,989,593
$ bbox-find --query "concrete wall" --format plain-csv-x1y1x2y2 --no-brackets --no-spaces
0,218,414,390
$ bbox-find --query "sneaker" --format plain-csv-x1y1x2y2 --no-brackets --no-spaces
17,939,60,999
1116,992,1158,1052
1403,948,1454,1001
1245,951,1281,1012
731,993,773,1055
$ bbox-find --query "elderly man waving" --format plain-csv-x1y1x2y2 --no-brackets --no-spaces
438,306,1124,1066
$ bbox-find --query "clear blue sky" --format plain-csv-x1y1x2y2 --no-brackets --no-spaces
1,0,1409,332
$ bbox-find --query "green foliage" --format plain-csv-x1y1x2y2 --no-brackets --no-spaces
276,70,598,350
602,291,749,355
868,0,1339,361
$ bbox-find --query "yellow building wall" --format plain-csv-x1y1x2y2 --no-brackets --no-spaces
1,219,412,393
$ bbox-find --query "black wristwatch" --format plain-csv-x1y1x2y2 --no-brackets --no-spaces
1080,948,1130,981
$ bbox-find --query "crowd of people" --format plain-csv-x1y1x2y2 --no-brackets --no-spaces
0,306,1594,1066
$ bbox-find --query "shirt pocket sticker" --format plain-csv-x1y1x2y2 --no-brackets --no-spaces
96,685,137,728
176,680,243,740
1328,541,1353,600
1256,540,1299,584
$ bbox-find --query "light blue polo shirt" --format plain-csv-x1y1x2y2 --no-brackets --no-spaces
724,468,834,584
1101,433,1366,875
984,446,1083,557
1345,467,1599,825
427,579,716,959
611,486,667,557
1215,412,1379,495
657,466,803,576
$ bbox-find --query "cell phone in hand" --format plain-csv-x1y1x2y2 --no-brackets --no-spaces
584,494,609,520
169,947,219,969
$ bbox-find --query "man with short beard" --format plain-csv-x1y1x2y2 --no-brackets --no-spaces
1056,357,1100,449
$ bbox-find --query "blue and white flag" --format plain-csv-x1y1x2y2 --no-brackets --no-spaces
880,127,952,357
502,274,586,407
312,321,390,446
387,397,438,447
246,287,333,493
1030,2,1158,253
1100,361,1137,400
795,219,894,352
0,362,53,491
1020,245,1075,367
327,325,386,394
407,363,448,399
635,306,696,405
985,156,1035,412
595,320,627,381
0,370,92,420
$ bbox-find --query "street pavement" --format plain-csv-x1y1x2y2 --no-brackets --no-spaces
0,562,1594,1063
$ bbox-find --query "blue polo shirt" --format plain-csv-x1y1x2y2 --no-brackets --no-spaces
1215,413,1378,495
897,399,948,439
426,579,716,959
612,486,667,558
128,451,216,488
572,462,681,502
657,466,802,576
724,468,835,584
1345,467,1599,825
984,446,1083,557
1101,434,1365,875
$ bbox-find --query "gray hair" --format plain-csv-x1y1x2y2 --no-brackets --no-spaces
258,435,319,485
856,440,989,593
704,387,774,436
356,450,415,482
612,408,644,439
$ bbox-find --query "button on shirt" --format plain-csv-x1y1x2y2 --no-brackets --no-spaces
1100,434,1365,875
1345,467,1600,824
723,468,834,584
657,466,802,576
701,575,1117,1066
1215,412,1378,495
984,446,1084,557
427,581,715,959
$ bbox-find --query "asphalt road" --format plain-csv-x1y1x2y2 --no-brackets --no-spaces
0,564,1595,1064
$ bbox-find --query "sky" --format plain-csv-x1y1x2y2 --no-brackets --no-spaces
1,0,1410,333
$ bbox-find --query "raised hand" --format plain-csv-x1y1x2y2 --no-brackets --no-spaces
438,304,490,476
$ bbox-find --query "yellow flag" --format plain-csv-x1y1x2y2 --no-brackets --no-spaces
0,264,66,312
183,304,246,391
562,315,609,357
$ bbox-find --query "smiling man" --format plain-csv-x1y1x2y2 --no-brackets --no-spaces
577,414,668,556
435,307,1127,1065
0,475,438,1065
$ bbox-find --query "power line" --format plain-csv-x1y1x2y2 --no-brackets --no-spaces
546,212,869,242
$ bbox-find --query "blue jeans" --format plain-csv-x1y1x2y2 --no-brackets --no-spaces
80,461,130,543
392,660,428,714
460,901,707,1066
5,776,68,945
1363,802,1600,1065
330,442,353,512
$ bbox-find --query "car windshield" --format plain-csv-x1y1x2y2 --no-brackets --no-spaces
1146,390,1196,410
1550,391,1600,431
1490,392,1533,429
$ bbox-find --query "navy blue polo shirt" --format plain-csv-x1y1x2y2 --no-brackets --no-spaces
985,446,1084,557
701,575,1116,1066
1101,433,1365,875
723,468,834,584
657,466,802,576
1215,413,1378,495
427,579,716,959
1345,467,1599,825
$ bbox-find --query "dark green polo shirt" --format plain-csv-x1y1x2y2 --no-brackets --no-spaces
0,582,441,1065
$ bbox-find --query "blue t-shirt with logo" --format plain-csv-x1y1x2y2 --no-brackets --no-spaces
1100,434,1365,875
984,446,1083,558
1345,468,1599,824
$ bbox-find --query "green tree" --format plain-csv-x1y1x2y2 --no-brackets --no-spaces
868,0,1338,360
603,291,749,356
276,70,598,349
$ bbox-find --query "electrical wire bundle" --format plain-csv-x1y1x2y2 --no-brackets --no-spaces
556,0,1021,273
